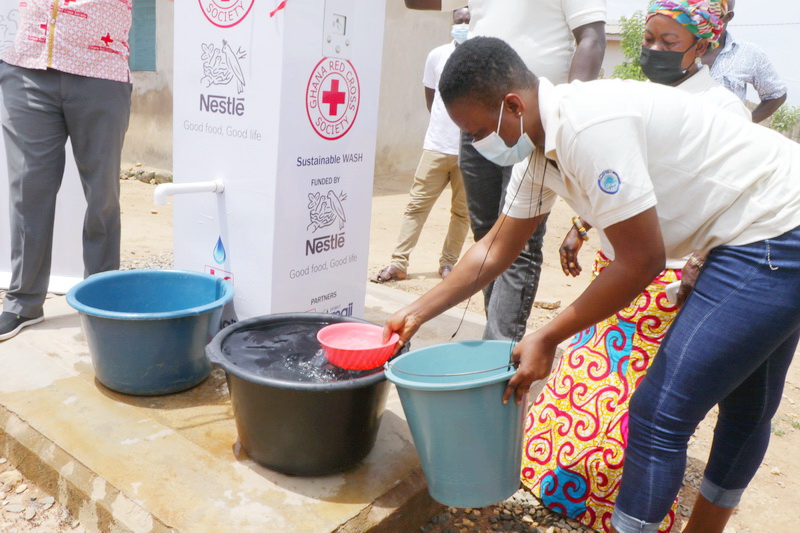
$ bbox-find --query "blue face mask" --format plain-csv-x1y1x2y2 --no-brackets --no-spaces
472,101,535,167
451,23,469,44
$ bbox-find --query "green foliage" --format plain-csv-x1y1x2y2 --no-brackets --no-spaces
771,421,786,437
611,10,647,81
619,10,647,60
612,61,647,82
770,104,800,133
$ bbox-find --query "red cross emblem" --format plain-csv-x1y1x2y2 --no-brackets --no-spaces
101,33,114,46
322,79,346,117
306,58,360,141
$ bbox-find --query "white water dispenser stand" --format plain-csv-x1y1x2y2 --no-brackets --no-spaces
172,0,386,323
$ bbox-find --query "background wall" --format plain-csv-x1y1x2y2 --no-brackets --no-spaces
374,4,452,177
121,0,174,170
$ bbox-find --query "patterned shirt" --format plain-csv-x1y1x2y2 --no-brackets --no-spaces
4,0,132,83
709,32,787,103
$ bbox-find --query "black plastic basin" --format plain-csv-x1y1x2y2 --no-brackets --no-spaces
206,313,395,476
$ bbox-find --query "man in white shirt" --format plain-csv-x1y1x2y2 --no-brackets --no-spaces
404,0,606,342
375,8,471,283
385,36,800,533
701,0,787,123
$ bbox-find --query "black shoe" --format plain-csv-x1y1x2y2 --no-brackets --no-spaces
0,312,44,341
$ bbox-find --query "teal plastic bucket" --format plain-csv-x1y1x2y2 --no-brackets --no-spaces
384,340,527,508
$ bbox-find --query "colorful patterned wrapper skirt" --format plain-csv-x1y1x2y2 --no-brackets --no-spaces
521,251,680,532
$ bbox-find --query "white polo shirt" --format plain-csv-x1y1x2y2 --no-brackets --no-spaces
423,42,460,156
593,66,751,267
441,0,607,84
504,78,800,260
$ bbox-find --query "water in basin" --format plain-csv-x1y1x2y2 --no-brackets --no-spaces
221,322,383,383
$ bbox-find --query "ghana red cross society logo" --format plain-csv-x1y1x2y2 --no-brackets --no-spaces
306,58,360,141
198,0,255,28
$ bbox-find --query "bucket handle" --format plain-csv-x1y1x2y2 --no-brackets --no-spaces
385,361,514,378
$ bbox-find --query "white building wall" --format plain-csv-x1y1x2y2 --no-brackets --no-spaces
122,0,175,169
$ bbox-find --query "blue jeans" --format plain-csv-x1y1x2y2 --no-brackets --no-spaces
612,227,800,532
459,132,547,342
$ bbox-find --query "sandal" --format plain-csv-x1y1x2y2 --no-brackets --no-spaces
373,265,407,284
438,265,453,279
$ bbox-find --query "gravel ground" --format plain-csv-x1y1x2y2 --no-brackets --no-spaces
0,457,85,533
421,489,595,533
420,447,714,533
120,251,174,270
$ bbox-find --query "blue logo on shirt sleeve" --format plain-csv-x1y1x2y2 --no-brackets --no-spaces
598,170,621,195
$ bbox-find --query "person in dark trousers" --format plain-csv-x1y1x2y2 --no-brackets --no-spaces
0,0,132,341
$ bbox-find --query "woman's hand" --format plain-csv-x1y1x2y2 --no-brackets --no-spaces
502,332,558,405
498,208,665,406
383,307,423,355
677,253,705,307
380,214,547,355
560,226,584,277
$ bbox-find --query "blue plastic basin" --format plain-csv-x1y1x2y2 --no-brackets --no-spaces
67,269,234,396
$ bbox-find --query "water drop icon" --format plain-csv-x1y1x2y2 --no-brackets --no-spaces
213,237,226,264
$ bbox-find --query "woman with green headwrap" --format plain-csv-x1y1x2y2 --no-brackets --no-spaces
520,2,747,531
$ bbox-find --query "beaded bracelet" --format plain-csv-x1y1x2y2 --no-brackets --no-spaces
572,216,589,241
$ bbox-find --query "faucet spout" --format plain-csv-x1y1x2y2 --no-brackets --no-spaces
153,179,225,205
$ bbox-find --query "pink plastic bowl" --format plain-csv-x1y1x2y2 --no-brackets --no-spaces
317,322,400,370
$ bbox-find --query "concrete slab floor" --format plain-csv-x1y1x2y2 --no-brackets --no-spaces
0,283,490,533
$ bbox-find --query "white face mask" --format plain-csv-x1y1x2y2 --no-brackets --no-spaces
472,101,535,167
451,23,469,44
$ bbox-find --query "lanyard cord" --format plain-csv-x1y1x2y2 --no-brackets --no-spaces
450,149,550,362
505,152,548,366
